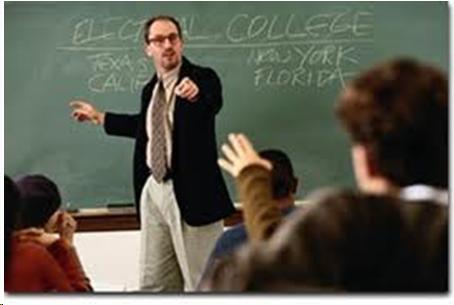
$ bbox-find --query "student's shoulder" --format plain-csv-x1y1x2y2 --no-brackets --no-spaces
219,223,247,242
213,224,248,258
10,239,55,273
14,239,52,258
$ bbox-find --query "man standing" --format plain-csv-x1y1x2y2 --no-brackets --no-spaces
70,15,234,291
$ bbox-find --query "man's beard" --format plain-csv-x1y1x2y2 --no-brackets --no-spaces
161,55,180,70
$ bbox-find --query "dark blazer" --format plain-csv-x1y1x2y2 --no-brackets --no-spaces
104,57,235,226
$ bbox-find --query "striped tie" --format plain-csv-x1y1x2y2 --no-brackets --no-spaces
151,81,168,182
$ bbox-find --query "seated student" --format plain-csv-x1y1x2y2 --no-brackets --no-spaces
208,58,447,291
4,175,92,292
212,149,297,260
200,189,447,292
198,149,298,285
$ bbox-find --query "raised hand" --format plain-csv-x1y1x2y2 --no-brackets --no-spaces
69,100,105,125
56,212,78,244
218,133,272,178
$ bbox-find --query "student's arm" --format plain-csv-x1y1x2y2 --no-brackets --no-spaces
218,133,281,241
47,239,93,291
15,229,92,292
24,243,76,292
237,165,283,241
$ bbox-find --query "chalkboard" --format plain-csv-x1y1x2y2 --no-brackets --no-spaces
5,2,448,209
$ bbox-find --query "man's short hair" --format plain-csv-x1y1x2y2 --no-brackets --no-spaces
16,175,62,228
336,58,448,188
259,149,298,199
143,15,183,44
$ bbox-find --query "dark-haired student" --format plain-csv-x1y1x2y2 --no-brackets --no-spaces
198,149,298,286
4,175,92,292
200,189,447,292
16,174,76,243
206,58,447,291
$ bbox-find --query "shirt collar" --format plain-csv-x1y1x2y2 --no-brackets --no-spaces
157,62,181,89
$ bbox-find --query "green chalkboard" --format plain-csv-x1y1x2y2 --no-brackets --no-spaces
5,2,448,209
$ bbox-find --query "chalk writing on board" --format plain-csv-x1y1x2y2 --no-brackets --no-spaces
247,45,358,67
57,8,374,93
225,11,373,43
248,44,360,88
72,17,145,46
86,53,151,93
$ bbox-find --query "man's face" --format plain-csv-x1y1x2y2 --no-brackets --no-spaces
145,20,183,73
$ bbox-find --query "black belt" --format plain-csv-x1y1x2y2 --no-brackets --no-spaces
162,170,173,182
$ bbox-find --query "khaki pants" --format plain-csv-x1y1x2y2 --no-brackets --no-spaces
139,175,222,292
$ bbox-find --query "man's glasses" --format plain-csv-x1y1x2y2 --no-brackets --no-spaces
148,33,180,47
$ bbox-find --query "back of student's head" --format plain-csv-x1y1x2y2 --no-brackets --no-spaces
15,175,62,228
336,58,448,188
259,149,298,199
285,191,447,291
204,190,448,292
269,190,448,291
5,176,22,266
